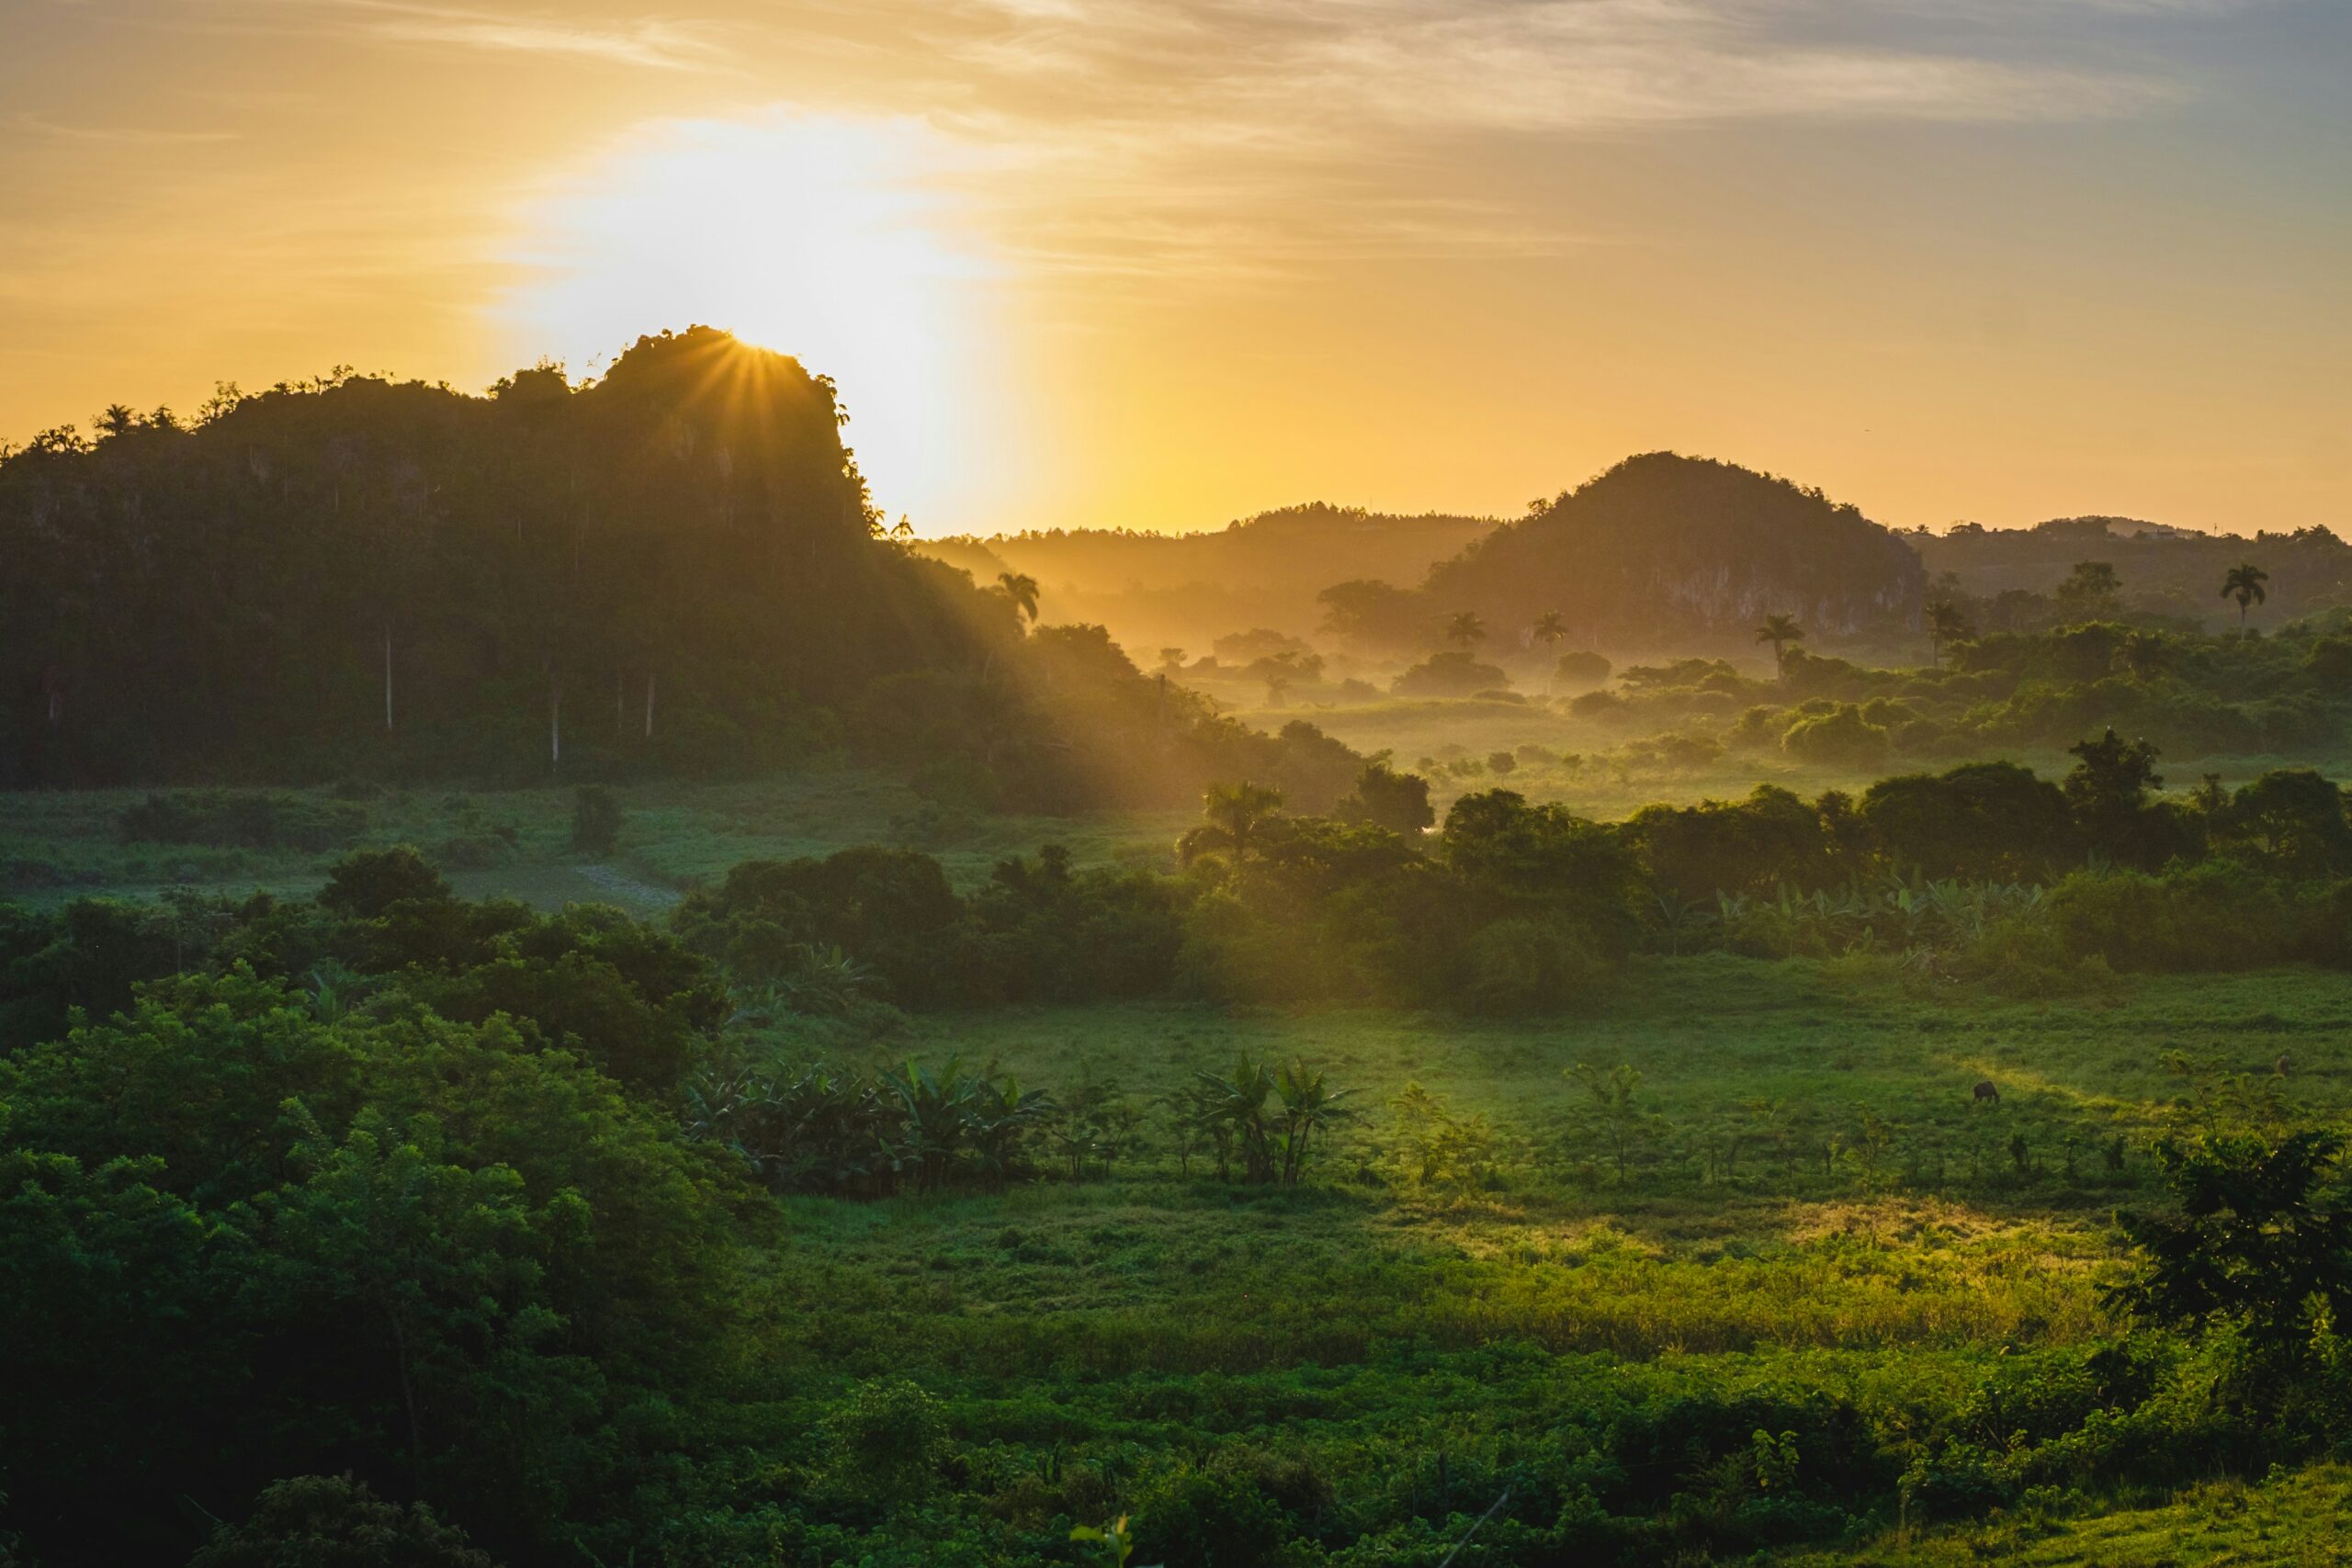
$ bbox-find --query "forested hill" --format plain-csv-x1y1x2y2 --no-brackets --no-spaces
916,502,1498,656
0,327,1362,809
1914,514,2352,626
1415,452,1924,651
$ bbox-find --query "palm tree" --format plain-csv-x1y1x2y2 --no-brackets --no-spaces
1178,780,1285,866
1444,610,1487,649
1926,599,1973,669
2221,562,2269,627
997,570,1041,627
1530,611,1567,651
1755,614,1804,678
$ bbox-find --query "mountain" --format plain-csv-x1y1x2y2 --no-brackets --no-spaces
1414,453,1925,653
917,502,1498,660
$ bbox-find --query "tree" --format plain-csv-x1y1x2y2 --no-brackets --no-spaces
2053,560,2122,620
1567,1063,1660,1183
1858,762,2077,882
1178,781,1285,866
1754,614,1804,678
2063,728,2162,854
1443,610,1487,649
1333,759,1435,835
570,785,622,855
996,570,1041,626
2215,768,2352,877
1530,611,1567,651
1158,647,1185,671
318,846,453,918
189,1474,497,1568
1926,598,1973,669
2110,1130,2352,1377
2221,561,2269,627
2112,629,2175,682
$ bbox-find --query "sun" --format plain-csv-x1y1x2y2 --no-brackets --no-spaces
500,113,995,529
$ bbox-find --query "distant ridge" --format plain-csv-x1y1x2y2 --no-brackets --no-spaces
914,502,1497,655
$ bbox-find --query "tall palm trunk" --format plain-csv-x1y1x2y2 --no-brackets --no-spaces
549,677,562,768
382,626,394,731
643,672,656,739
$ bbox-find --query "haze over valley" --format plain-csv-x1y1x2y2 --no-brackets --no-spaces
6,4,2351,1566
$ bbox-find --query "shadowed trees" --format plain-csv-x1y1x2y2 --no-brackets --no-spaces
2112,1129,2352,1398
1927,598,1974,668
0,328,1003,786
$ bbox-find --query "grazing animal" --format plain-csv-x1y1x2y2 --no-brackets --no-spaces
1973,1079,2000,1105
2276,1054,2292,1077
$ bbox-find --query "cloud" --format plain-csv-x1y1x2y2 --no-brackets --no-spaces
916,0,2185,132
6,114,243,146
235,1,729,70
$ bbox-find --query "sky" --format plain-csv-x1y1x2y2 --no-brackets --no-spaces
2,0,2346,538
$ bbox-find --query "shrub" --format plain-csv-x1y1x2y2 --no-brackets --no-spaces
1462,916,1614,1014
435,829,519,870
1392,649,1510,698
1569,688,1626,717
571,785,623,855
316,846,451,917
189,1475,495,1568
1781,705,1892,768
819,1379,947,1511
116,792,365,852
1130,1464,1293,1568
1555,650,1612,688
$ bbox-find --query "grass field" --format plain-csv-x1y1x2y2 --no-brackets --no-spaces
0,769,1190,910
725,961,2352,1562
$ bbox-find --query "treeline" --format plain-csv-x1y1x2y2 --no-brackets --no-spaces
0,328,1358,812
1917,513,2352,627
670,743,2352,1014
1550,613,2352,768
919,502,1496,658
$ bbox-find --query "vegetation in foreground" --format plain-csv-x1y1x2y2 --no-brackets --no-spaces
6,759,2352,1564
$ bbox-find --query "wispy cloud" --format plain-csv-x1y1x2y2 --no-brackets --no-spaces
915,0,2185,131
6,113,242,146
232,0,729,71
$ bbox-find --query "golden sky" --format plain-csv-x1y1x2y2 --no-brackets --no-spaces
4,0,2346,537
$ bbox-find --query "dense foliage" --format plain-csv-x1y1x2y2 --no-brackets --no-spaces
0,330,1359,813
